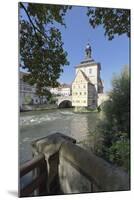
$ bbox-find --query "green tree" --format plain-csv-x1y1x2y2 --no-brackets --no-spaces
87,8,130,40
96,66,130,171
36,88,52,104
19,2,71,97
104,66,130,134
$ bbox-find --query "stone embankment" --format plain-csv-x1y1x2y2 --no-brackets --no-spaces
20,104,57,112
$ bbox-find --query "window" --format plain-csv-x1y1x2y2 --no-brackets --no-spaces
84,92,86,95
83,85,86,88
92,100,95,104
80,92,82,95
89,69,92,74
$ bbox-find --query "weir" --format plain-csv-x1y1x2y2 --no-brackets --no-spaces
19,133,130,197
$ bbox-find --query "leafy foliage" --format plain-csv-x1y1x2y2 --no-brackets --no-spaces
36,88,52,104
108,138,130,170
87,8,130,40
95,66,130,171
19,2,71,97
104,66,130,134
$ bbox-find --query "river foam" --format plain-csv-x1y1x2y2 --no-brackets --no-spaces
20,110,75,126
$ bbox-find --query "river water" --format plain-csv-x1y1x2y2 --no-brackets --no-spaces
19,108,99,163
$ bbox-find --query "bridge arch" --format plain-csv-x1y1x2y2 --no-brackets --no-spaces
58,100,72,108
57,96,72,108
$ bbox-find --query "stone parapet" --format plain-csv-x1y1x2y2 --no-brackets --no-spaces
59,142,130,193
31,133,130,195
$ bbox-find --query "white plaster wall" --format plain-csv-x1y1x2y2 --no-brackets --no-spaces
60,88,71,96
76,64,98,91
72,70,88,107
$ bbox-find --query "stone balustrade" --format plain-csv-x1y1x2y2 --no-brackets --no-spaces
31,133,130,195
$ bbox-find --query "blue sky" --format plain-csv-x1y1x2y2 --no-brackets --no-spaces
57,6,130,92
20,4,130,92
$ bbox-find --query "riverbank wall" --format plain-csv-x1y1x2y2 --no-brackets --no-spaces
74,106,98,113
20,104,57,112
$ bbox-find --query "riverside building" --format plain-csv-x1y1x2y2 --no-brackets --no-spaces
72,44,104,110
50,84,71,96
20,71,47,109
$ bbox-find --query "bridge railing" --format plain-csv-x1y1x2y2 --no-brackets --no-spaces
19,154,48,197
59,142,130,193
19,133,130,197
31,133,130,195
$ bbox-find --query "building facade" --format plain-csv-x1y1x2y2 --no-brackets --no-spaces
72,44,104,109
50,84,71,97
72,70,96,108
20,72,47,109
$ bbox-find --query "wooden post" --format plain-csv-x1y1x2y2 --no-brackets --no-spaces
20,154,48,197
38,156,48,195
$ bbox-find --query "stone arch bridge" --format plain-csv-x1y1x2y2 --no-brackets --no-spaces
56,93,109,108
56,96,72,108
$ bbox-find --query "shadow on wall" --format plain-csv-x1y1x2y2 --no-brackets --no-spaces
8,190,18,197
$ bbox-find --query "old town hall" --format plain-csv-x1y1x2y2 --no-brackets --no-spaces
72,44,104,110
